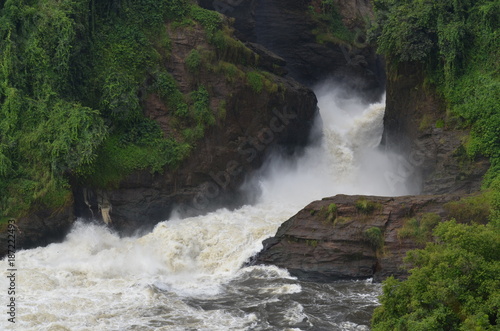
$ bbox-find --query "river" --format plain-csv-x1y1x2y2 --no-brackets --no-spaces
1,83,410,330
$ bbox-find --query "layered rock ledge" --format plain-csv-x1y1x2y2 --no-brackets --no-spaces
253,193,468,282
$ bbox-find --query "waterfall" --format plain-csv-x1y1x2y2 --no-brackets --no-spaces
1,84,408,331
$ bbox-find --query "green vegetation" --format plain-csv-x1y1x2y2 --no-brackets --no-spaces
372,220,500,330
320,203,338,223
333,216,350,226
418,114,432,131
435,119,445,129
372,0,500,188
0,0,239,218
309,0,356,45
306,239,319,247
444,192,493,224
328,203,338,215
246,71,264,93
185,49,202,73
152,70,189,117
355,198,380,214
364,226,384,250
398,213,441,244
215,61,243,82
189,5,222,39
371,1,500,328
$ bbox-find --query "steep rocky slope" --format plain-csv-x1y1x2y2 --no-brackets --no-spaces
68,24,318,235
382,62,489,195
199,0,385,101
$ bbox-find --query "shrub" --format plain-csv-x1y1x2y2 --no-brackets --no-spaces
372,221,500,330
322,203,338,223
398,213,441,244
185,49,201,73
364,227,384,250
309,0,356,44
444,192,492,224
328,203,338,215
189,6,221,38
153,71,189,117
191,85,214,126
216,61,243,82
355,198,379,214
246,71,264,93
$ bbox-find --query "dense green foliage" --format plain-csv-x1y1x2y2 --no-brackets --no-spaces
373,221,500,330
0,0,226,216
372,0,500,187
372,1,500,328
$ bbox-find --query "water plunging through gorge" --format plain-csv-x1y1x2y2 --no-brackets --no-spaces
1,83,411,330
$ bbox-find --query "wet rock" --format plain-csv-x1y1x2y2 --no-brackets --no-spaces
0,204,74,257
382,62,489,195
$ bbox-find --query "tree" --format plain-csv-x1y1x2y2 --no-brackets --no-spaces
372,220,500,330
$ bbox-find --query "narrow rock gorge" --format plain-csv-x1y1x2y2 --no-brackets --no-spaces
0,0,490,280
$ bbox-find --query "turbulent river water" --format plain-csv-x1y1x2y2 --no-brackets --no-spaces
1,84,410,330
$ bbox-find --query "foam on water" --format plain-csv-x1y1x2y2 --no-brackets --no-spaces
1,84,408,330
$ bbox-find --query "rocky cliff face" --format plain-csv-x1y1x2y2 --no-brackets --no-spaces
253,194,469,282
199,0,385,101
382,62,489,195
0,204,74,257
73,23,318,234
2,1,392,255
253,61,491,283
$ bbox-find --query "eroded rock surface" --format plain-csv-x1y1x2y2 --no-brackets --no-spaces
254,194,467,282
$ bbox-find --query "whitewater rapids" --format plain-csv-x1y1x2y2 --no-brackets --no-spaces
1,85,410,330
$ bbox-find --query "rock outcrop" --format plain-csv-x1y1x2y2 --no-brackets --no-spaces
382,62,489,195
253,194,468,282
0,204,74,257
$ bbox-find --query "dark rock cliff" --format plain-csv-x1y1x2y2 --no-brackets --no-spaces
253,194,470,282
0,204,74,258
199,0,385,101
74,23,318,235
382,62,489,195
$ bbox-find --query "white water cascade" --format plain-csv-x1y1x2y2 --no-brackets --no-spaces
1,84,410,331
